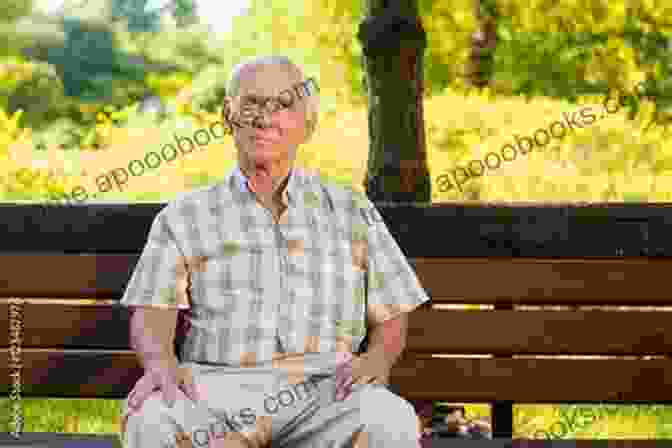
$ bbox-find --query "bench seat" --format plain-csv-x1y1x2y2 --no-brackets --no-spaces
2,203,672,445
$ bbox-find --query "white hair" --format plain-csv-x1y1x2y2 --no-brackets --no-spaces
226,55,320,141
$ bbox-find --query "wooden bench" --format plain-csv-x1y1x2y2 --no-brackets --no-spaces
2,202,672,446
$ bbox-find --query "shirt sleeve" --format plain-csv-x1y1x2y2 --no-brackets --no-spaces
119,208,191,310
355,194,431,325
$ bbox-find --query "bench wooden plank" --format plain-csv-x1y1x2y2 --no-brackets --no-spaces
4,255,672,305
3,203,672,257
0,302,131,348
0,433,121,448
390,357,672,402
406,308,672,355
413,258,672,305
3,350,672,402
4,304,672,356
0,349,142,399
0,254,139,298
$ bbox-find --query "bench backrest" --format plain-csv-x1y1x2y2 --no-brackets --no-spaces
2,203,672,404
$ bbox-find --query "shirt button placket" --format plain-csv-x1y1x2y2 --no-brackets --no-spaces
274,223,291,351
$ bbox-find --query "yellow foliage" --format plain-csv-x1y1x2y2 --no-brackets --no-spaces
3,84,672,203
420,0,477,92
0,108,23,139
425,87,672,202
146,72,193,98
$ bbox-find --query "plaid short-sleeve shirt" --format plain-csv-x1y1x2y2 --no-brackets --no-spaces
120,166,430,367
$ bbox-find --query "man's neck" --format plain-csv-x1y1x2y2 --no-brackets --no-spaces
239,158,291,208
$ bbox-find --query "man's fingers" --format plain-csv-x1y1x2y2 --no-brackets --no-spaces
334,371,350,393
128,377,155,410
180,371,200,402
160,376,179,408
354,375,375,385
336,376,355,401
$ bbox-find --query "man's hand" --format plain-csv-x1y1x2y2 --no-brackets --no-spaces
334,351,392,401
332,313,408,401
127,358,199,412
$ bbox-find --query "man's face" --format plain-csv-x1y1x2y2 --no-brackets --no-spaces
227,64,310,166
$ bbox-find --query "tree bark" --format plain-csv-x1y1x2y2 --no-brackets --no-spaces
357,0,430,205
468,0,498,88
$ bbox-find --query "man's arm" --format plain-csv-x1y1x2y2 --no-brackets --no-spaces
130,307,180,370
333,311,408,400
364,310,408,370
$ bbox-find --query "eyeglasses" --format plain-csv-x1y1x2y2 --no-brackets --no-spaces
236,77,319,115
238,92,295,116
226,77,319,129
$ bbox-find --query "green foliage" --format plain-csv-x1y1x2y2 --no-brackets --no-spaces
6,69,74,131
115,23,226,75
188,65,228,113
50,18,154,101
415,0,478,95
173,0,197,27
414,0,672,127
493,28,608,100
111,0,162,32
185,170,226,189
3,0,672,206
490,1,672,130
0,0,32,22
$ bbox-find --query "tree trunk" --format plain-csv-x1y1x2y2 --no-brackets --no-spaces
468,0,498,88
357,0,430,205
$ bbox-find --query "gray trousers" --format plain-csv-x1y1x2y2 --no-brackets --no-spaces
121,353,421,448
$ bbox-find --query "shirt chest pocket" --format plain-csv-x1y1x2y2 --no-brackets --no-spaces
188,239,265,305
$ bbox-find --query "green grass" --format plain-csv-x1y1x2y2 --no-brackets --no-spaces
2,399,672,438
512,404,672,439
0,398,122,434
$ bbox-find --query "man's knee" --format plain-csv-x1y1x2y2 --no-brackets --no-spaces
124,391,167,427
122,391,174,447
358,386,419,437
123,392,270,448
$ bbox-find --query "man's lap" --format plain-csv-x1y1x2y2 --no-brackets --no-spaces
122,358,420,447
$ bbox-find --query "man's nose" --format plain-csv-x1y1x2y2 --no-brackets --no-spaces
252,109,274,129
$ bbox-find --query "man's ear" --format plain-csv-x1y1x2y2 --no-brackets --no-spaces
303,116,316,143
221,97,233,132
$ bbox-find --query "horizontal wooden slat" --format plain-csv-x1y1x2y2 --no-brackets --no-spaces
0,303,131,348
4,304,672,357
0,254,138,298
3,255,672,306
412,258,672,305
406,308,672,355
389,357,672,402
3,350,672,403
3,203,672,257
0,349,142,399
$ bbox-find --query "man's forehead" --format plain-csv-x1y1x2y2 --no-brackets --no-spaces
237,64,303,96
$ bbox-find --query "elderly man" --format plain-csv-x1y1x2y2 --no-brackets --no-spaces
119,55,430,448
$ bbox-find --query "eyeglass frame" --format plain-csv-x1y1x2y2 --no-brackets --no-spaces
225,77,319,129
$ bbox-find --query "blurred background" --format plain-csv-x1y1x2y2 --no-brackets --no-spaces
1,0,672,439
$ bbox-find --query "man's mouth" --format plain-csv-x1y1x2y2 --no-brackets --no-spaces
254,134,278,144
